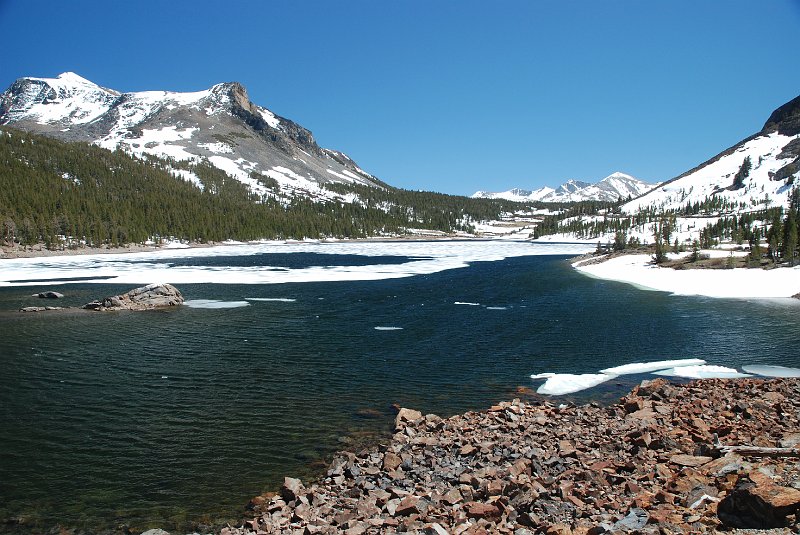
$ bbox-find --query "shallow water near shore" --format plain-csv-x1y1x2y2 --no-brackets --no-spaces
1,243,799,533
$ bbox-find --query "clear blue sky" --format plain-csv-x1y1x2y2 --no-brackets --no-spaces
1,1,799,196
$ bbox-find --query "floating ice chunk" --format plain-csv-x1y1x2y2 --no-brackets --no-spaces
246,298,297,302
184,299,250,309
454,301,480,306
530,372,617,395
374,326,403,331
485,306,508,310
601,359,706,375
741,365,800,377
653,365,751,379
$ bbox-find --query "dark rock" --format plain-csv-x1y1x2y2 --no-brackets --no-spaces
718,476,800,528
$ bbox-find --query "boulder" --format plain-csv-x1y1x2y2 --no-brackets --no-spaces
82,283,183,311
394,408,422,430
718,476,800,528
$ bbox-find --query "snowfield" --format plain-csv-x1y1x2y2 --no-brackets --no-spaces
573,253,800,299
0,240,594,287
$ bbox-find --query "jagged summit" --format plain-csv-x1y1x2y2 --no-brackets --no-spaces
473,172,657,203
762,93,800,137
0,73,380,202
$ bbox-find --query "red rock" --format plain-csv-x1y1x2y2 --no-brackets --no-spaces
395,495,421,516
280,476,304,502
382,452,402,471
669,454,713,467
459,444,477,456
395,407,422,430
464,501,501,519
545,523,573,535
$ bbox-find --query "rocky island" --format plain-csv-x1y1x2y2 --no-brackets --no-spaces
19,283,184,312
234,378,800,534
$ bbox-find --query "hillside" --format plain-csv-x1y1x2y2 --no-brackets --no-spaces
0,128,533,249
533,93,800,263
0,72,382,203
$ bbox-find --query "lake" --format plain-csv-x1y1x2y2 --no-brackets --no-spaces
1,240,798,533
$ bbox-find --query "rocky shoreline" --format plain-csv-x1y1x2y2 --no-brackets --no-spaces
232,378,800,534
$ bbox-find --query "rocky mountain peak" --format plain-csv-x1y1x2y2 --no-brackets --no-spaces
0,73,381,201
761,93,800,137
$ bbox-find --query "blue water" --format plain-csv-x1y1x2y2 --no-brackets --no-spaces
1,252,798,533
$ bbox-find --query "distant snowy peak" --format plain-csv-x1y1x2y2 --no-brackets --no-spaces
0,72,119,126
473,172,657,203
0,72,380,202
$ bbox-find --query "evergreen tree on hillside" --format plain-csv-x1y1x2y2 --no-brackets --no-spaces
766,212,783,262
732,156,751,190
783,210,798,266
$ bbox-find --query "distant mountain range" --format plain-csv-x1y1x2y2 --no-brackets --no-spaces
0,72,382,202
473,172,658,203
531,93,800,246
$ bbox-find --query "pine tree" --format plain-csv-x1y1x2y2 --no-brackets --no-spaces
732,156,751,190
784,210,798,266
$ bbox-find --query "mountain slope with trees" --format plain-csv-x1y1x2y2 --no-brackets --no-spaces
532,93,800,266
0,128,534,249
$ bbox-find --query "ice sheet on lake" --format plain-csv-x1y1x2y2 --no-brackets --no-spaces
653,365,751,379
530,373,616,395
601,359,706,375
530,358,759,395
246,298,297,302
741,365,800,377
183,299,250,309
0,240,594,287
454,301,481,306
374,326,403,331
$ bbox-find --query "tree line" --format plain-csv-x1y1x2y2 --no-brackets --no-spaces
0,128,536,248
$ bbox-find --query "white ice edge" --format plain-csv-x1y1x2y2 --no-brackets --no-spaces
741,364,800,377
601,359,706,375
374,326,403,331
528,359,793,395
652,365,752,379
574,254,800,299
531,373,618,395
0,240,594,287
183,299,250,309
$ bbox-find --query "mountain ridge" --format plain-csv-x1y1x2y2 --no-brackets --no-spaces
0,72,381,202
473,172,657,203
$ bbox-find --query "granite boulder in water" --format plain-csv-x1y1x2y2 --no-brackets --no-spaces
82,283,183,311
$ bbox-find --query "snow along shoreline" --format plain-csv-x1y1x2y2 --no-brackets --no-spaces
572,252,800,300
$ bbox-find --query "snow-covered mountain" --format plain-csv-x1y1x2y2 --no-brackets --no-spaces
0,72,381,201
473,172,657,203
621,94,800,216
